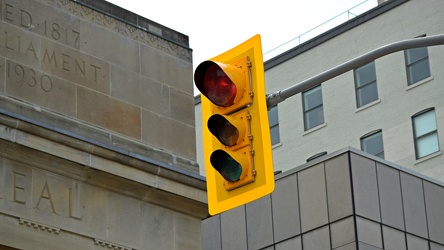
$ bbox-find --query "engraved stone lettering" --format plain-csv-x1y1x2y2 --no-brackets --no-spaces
2,31,37,59
25,41,37,59
40,41,109,93
7,61,53,92
3,164,86,222
4,31,15,50
4,4,14,22
5,60,76,115
90,64,101,83
62,53,70,71
34,181,58,214
27,68,37,87
0,17,108,93
75,60,85,77
20,9,32,28
4,4,32,29
40,75,52,92
43,48,57,67
12,171,26,204
3,0,81,48
69,183,83,220
0,23,41,68
43,47,100,81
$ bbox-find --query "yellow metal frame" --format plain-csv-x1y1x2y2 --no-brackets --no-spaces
200,34,275,215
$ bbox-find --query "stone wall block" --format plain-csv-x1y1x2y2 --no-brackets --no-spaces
142,109,195,160
111,65,170,117
5,60,76,116
77,87,141,139
140,44,193,95
79,19,140,73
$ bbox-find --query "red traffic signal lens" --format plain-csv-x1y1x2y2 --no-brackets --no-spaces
203,64,236,107
194,60,247,109
211,150,243,182
208,115,239,147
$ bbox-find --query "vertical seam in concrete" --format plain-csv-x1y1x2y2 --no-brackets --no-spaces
347,152,359,249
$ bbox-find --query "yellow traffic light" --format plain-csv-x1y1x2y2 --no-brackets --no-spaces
195,34,274,215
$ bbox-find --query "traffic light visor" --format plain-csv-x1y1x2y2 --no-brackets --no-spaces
195,61,246,107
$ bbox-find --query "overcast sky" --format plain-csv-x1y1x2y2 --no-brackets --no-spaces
105,0,377,93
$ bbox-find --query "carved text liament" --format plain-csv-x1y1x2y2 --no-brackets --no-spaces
1,28,105,86
0,1,110,92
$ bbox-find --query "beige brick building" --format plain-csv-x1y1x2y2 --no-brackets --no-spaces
195,0,444,183
198,3,444,248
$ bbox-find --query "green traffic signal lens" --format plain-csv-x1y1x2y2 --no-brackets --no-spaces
211,150,242,182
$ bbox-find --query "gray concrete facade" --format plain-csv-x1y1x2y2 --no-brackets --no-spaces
202,148,444,249
0,0,206,249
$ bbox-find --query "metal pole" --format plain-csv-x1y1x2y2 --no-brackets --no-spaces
266,34,444,109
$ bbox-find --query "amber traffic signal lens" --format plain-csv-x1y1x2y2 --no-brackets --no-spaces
208,115,239,147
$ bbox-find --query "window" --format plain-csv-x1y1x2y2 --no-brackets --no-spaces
268,105,280,146
361,130,384,159
412,108,440,159
354,61,378,107
302,85,324,130
405,46,431,85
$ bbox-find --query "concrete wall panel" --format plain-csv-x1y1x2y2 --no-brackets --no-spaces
271,173,300,242
351,153,381,222
377,163,405,230
298,163,328,232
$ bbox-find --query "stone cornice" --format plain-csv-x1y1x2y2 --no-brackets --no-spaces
41,0,192,63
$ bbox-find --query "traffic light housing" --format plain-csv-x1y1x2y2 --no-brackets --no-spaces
195,35,274,215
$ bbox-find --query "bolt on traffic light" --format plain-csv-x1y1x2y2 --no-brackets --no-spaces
195,34,274,215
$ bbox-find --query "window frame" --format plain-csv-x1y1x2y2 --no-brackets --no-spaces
360,129,385,159
412,108,440,159
302,85,324,131
404,46,431,85
354,61,379,108
268,105,280,146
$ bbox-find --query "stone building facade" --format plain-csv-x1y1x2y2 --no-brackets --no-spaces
0,0,207,249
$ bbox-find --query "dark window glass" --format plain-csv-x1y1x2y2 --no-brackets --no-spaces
361,130,384,159
412,109,440,159
268,106,280,145
302,86,324,131
355,61,378,107
405,47,431,85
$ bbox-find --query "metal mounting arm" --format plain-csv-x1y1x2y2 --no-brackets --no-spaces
266,34,444,110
